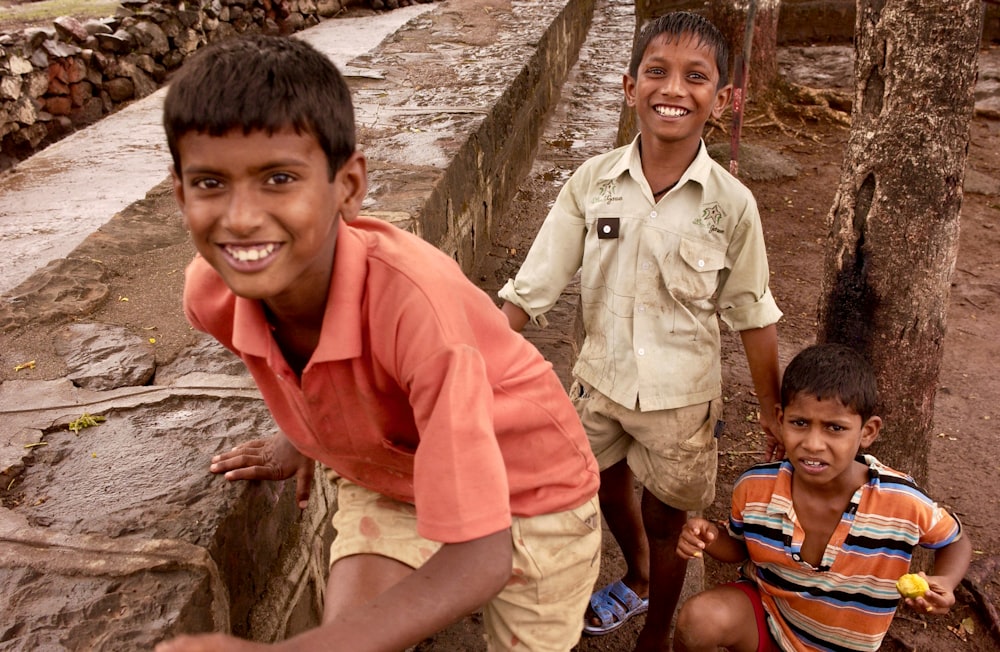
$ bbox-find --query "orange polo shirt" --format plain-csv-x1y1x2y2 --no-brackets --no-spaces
184,217,599,543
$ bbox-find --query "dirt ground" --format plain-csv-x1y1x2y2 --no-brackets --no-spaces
1,2,999,650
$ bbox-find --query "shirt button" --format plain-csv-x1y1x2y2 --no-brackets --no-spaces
602,224,612,234
792,554,801,561
641,262,651,271
698,259,705,268
649,210,658,219
638,305,646,313
637,348,646,356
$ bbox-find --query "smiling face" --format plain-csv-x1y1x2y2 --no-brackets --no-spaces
172,127,367,319
778,392,881,492
624,32,731,152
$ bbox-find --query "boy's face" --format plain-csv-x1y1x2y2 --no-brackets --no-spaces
172,127,366,311
623,33,731,150
777,393,881,490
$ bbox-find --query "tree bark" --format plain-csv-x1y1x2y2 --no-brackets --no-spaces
817,0,982,484
709,0,781,102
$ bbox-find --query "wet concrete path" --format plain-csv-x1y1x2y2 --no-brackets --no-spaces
0,3,436,295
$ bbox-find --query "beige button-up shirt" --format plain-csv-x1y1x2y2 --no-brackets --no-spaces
500,138,782,412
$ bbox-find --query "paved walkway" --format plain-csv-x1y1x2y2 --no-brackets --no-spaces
0,3,435,295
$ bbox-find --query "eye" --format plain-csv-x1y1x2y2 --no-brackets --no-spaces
192,177,223,190
789,418,808,428
646,66,666,76
266,172,296,185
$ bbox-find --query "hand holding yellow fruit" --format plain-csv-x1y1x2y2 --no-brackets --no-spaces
896,573,929,599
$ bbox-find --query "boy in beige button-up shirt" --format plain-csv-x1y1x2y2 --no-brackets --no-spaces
501,11,782,650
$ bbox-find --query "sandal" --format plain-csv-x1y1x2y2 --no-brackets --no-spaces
582,580,649,636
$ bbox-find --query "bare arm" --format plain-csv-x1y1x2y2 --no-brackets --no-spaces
501,301,530,333
156,530,513,652
905,534,973,615
677,517,748,564
283,528,512,651
739,324,782,461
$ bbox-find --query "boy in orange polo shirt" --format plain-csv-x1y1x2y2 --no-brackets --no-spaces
156,35,600,652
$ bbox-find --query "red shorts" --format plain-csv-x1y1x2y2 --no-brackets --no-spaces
728,581,781,652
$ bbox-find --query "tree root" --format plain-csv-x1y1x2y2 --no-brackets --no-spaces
708,82,853,144
961,555,1000,647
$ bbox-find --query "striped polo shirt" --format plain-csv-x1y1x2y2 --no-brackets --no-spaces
729,455,963,652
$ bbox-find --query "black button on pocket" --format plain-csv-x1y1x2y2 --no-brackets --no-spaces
597,217,620,239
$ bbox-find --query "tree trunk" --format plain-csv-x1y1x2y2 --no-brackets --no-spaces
817,0,982,484
709,0,781,103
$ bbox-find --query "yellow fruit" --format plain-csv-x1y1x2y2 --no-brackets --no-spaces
896,573,929,598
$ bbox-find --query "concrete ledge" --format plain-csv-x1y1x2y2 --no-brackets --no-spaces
349,0,596,272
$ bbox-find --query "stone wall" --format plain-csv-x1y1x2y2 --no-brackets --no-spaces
0,0,435,170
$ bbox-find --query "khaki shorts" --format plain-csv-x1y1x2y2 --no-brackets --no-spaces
329,478,602,651
571,380,722,511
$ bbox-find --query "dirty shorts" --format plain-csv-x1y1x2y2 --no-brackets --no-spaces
571,379,722,511
328,477,602,652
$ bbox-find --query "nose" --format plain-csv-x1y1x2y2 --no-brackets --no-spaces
222,185,262,236
661,71,686,96
800,426,826,452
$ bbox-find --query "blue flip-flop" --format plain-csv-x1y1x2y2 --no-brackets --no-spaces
582,580,649,635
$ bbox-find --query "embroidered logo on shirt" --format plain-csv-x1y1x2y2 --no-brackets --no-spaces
693,203,725,234
594,179,622,205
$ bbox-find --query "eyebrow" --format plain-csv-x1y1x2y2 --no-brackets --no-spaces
182,158,311,177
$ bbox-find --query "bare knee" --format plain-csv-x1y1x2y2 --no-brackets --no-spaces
674,587,759,652
675,592,726,651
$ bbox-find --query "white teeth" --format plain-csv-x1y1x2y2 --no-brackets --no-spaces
655,106,688,117
802,460,824,467
226,244,276,262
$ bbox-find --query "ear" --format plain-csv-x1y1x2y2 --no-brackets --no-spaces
334,151,368,223
623,73,637,108
711,83,733,119
859,415,882,449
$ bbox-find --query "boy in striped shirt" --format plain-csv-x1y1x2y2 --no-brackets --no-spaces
673,343,972,651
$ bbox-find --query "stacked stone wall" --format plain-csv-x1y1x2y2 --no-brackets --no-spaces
0,0,434,170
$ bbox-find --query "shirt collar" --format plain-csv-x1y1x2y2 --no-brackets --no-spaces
765,455,880,517
766,459,797,517
599,135,715,191
230,220,366,365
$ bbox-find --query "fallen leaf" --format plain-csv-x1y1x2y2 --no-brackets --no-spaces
68,413,106,434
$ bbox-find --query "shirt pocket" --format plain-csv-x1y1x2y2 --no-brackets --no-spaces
668,237,726,302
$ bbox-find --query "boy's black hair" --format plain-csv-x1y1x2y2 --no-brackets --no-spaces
163,34,355,180
628,11,729,88
781,343,878,422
